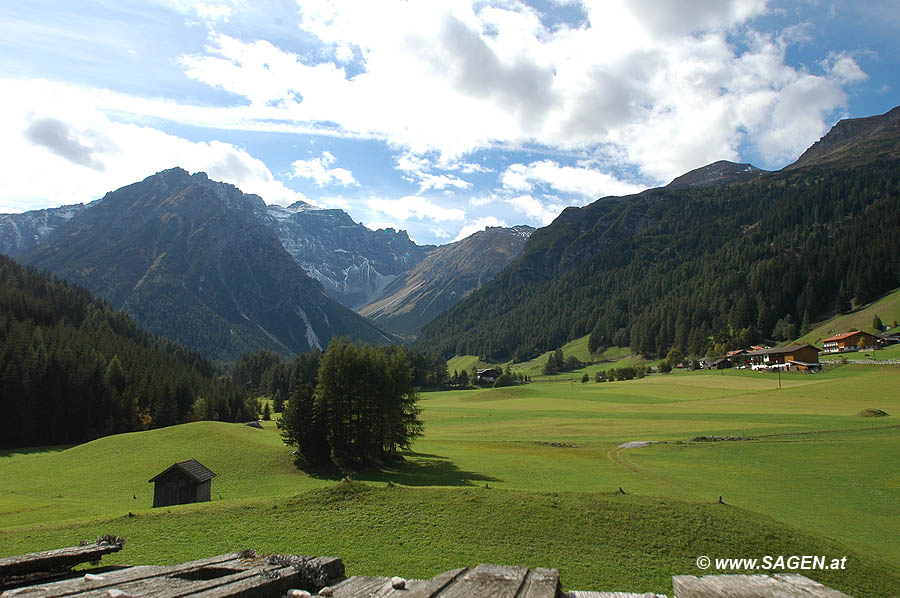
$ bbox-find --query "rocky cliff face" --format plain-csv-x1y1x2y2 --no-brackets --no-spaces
786,105,900,169
360,225,534,335
0,203,87,257
265,204,432,309
20,168,396,360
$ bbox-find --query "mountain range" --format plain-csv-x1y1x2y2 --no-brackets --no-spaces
4,105,898,363
264,202,432,309
360,225,534,335
415,105,900,361
17,168,396,361
1,170,532,360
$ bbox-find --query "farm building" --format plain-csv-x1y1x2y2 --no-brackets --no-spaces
148,459,216,508
747,344,821,371
706,357,732,370
476,368,502,383
822,331,879,353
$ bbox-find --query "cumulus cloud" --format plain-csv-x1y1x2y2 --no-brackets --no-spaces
823,51,868,84
502,160,645,198
24,117,108,171
290,151,358,186
1,79,309,210
506,194,566,226
366,196,466,223
163,0,862,181
453,216,508,242
394,151,473,192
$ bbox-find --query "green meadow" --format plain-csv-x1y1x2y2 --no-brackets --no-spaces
2,366,899,596
797,287,900,346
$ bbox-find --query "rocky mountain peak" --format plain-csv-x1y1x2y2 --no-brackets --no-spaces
786,104,900,169
665,160,766,190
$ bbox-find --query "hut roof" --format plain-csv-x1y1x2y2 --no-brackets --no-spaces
746,344,821,356
148,459,217,483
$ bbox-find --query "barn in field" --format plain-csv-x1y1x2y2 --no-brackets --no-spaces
148,459,216,508
822,330,879,353
747,344,821,371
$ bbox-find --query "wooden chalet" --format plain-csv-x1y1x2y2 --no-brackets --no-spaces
747,344,821,371
476,368,502,384
149,459,216,508
822,331,879,353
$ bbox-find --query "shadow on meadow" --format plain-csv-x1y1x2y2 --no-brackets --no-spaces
0,444,73,459
307,451,501,487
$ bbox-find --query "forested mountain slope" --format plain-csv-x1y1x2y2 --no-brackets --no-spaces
416,114,900,361
0,254,252,448
20,168,396,361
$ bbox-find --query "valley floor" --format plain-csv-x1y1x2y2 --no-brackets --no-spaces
2,365,898,596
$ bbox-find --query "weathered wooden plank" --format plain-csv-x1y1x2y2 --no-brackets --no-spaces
404,568,469,598
516,567,560,598
672,574,853,598
437,564,528,598
266,556,344,593
2,553,345,598
72,566,270,598
328,576,392,597
0,554,244,598
184,564,309,598
568,592,666,597
0,543,125,578
775,574,853,598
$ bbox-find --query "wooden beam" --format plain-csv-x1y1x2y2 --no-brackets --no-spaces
672,574,853,597
0,543,125,579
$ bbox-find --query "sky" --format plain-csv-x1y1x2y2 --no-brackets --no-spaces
1,0,897,245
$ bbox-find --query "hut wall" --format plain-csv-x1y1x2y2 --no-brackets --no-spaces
152,470,195,507
196,480,212,503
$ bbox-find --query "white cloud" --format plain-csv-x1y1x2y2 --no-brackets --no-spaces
823,51,868,84
290,151,358,186
502,160,645,198
366,196,466,223
394,151,474,192
453,216,508,242
506,194,566,226
0,0,871,219
430,227,451,239
0,79,308,211
415,173,472,192
160,0,861,180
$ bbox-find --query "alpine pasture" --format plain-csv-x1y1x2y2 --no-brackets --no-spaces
2,365,899,596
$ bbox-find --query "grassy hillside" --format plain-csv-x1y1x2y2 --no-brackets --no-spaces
2,485,897,597
449,336,644,380
0,421,329,528
2,367,898,595
797,287,900,345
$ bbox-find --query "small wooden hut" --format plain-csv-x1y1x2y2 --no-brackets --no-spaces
149,459,216,508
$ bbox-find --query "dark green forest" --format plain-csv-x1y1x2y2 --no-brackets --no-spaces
0,255,255,449
416,162,900,361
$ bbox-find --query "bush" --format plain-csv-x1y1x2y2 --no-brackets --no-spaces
493,373,516,387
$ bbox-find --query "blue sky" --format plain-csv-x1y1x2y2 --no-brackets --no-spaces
1,0,897,245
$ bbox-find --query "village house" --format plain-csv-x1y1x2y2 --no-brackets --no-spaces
476,368,502,384
149,459,216,508
746,344,822,371
821,331,879,353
